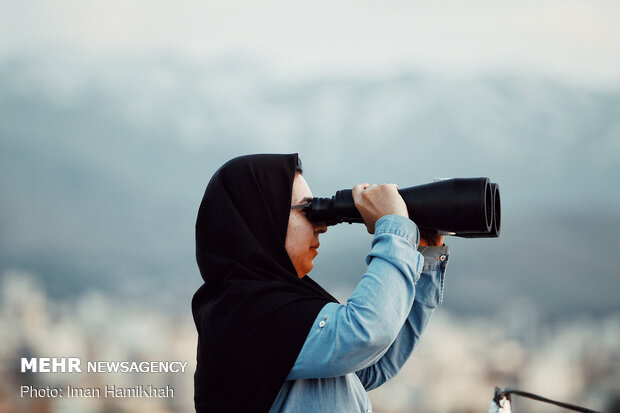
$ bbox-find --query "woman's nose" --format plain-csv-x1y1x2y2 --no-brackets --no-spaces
315,223,327,234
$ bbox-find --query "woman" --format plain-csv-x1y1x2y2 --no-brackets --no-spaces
192,153,448,412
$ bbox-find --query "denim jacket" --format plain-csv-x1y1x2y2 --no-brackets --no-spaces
269,215,449,413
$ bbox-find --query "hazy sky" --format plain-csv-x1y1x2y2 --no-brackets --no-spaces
2,0,619,87
2,0,619,315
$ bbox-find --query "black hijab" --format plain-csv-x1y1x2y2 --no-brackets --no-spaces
191,153,339,413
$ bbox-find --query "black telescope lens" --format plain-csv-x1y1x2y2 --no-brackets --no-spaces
493,184,501,235
485,182,493,230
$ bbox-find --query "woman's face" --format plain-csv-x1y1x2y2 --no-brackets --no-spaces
285,173,327,278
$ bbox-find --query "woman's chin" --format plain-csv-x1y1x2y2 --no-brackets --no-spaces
299,261,314,278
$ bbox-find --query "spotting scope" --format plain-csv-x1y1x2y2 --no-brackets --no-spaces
306,177,500,238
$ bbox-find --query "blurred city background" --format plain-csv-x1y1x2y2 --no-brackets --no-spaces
1,1,619,412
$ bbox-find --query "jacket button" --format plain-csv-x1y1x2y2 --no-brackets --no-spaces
439,255,446,261
319,321,326,328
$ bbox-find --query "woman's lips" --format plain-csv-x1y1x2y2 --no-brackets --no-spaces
310,243,319,256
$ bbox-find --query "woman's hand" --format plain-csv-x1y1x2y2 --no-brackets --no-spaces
352,183,408,234
419,229,444,247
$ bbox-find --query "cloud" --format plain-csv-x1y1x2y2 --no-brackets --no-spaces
1,0,620,86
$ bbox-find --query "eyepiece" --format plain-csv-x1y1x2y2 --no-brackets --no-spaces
307,190,363,226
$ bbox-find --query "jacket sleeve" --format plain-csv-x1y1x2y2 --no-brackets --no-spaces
286,215,423,380
355,246,449,390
